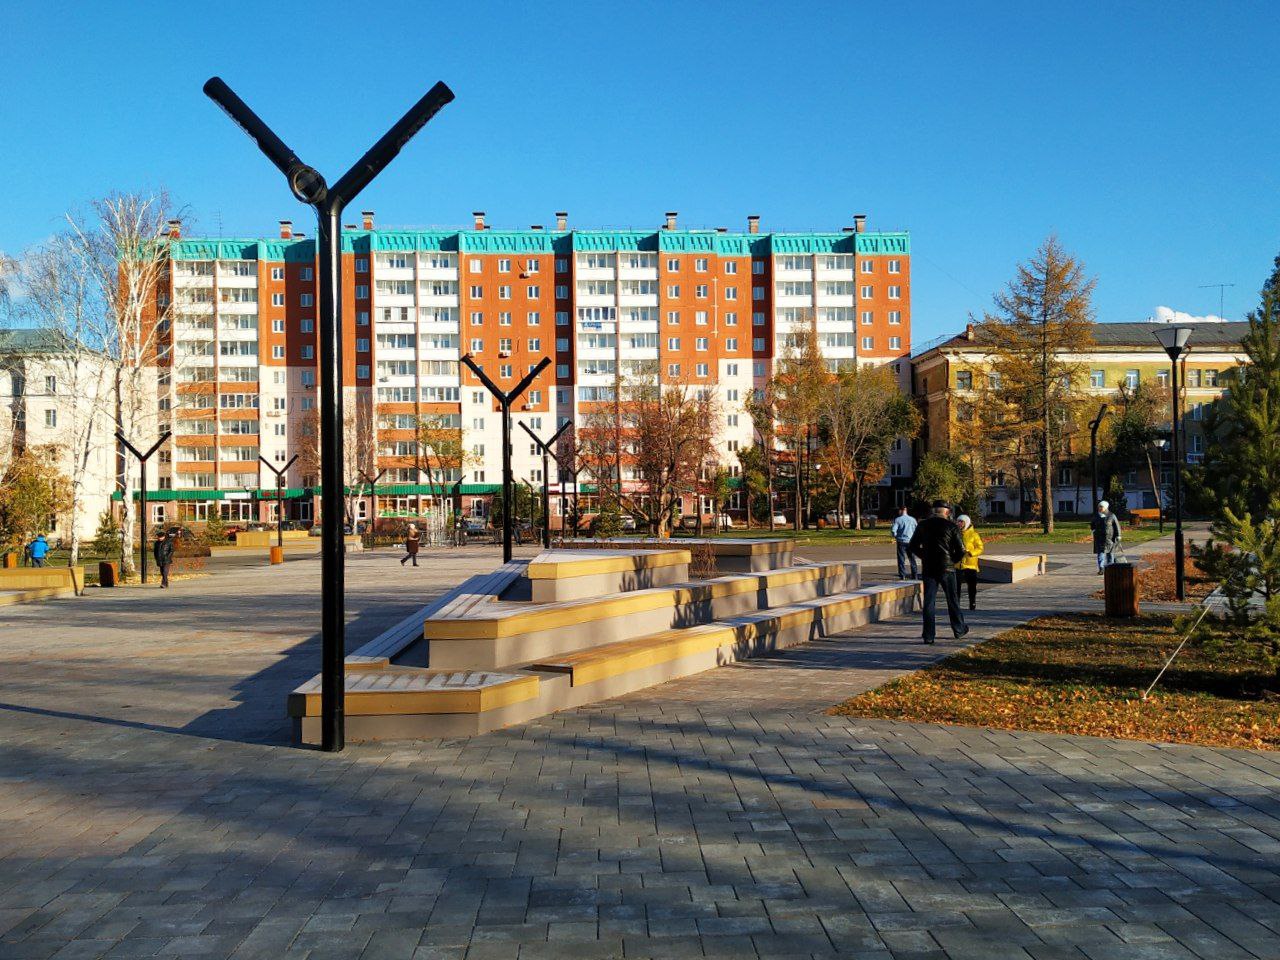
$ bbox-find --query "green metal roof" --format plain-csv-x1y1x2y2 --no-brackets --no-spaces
167,229,910,262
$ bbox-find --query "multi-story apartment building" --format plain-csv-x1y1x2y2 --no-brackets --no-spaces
1,329,117,542
911,320,1250,516
145,212,912,527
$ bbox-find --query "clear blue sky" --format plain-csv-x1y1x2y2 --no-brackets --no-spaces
2,2,1278,343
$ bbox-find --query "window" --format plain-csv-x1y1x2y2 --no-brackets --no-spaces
469,311,484,327
695,284,708,299
356,364,370,378
355,284,369,299
498,285,511,299
556,311,569,326
667,337,681,350
469,285,483,298
752,288,764,301
499,338,513,352
555,258,568,272
556,338,568,352
528,338,541,352
356,338,370,352
555,285,569,299
525,258,540,274
665,257,679,272
300,267,313,281
667,311,680,325
694,258,708,272
528,311,541,326
271,319,285,333
300,293,314,307
861,260,874,274
355,258,368,273
272,345,284,359
860,285,873,299
357,311,369,326
888,311,902,325
753,312,765,326
888,285,902,299
498,258,511,273
44,409,56,428
725,312,737,326
271,293,285,307
499,312,512,326
301,345,314,360
695,337,709,351
696,362,709,377
1204,369,1218,387
752,337,765,351
526,285,540,299
1090,370,1105,388
889,337,901,350
1125,369,1140,389
667,363,681,377
861,311,874,325
724,261,738,275
300,319,314,333
695,311,708,326
667,285,680,298
861,336,874,350
470,338,483,353
726,338,738,351
500,364,512,378
727,365,738,378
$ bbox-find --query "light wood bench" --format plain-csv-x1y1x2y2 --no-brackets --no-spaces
977,554,1047,583
525,549,690,601
560,537,795,573
0,566,83,594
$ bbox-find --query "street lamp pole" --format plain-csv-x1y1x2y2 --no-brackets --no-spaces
116,431,170,584
1088,403,1108,510
519,419,572,549
1154,325,1192,601
203,76,454,752
259,454,299,549
459,354,550,562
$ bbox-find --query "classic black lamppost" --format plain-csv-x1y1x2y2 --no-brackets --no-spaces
1088,403,1108,511
459,354,550,562
1149,438,1166,534
203,77,454,752
519,419,572,549
1154,325,1193,601
116,430,170,584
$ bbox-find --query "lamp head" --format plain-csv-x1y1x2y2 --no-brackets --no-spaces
1154,325,1192,360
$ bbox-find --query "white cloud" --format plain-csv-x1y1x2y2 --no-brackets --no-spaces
1151,305,1228,324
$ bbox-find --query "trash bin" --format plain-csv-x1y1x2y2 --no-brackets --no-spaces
269,545,284,565
1104,562,1138,617
2,553,16,569
98,560,119,588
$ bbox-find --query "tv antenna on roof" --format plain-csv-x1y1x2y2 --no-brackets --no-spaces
1198,282,1235,321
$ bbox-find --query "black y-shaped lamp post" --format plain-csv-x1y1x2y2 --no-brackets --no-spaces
519,419,572,549
460,354,551,562
259,454,299,550
203,77,454,752
116,430,170,584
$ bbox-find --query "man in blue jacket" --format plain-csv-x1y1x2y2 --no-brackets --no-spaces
27,534,49,567
890,505,918,580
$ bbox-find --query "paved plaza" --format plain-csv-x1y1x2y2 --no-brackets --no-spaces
2,540,1278,960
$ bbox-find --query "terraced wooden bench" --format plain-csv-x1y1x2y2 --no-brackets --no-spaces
561,537,795,573
0,566,84,593
525,549,690,602
423,561,861,671
346,560,527,668
978,553,1047,583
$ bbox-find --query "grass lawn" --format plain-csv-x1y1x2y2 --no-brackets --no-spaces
831,612,1280,751
41,548,208,586
677,519,1170,548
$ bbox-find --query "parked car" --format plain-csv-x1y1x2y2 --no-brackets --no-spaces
716,514,734,531
824,512,852,527
678,515,699,530
771,513,788,525
620,514,637,532
463,518,489,537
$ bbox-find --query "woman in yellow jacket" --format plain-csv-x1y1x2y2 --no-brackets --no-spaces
956,514,984,610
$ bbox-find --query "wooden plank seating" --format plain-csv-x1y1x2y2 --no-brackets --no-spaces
978,553,1047,583
525,549,690,602
346,559,527,668
560,537,795,573
0,566,83,597
423,561,861,671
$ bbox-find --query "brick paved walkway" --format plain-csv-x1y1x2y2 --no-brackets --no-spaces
1,540,1277,960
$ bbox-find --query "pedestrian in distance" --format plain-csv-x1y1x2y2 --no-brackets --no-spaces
153,528,175,588
1090,500,1123,574
27,533,49,568
401,523,421,567
956,514,984,611
890,504,918,580
907,500,969,644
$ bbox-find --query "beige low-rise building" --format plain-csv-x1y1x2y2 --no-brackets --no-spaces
910,320,1250,517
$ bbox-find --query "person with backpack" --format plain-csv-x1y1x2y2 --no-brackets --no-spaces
907,501,970,644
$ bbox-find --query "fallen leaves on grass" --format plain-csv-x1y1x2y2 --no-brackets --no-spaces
1089,551,1215,604
831,613,1280,751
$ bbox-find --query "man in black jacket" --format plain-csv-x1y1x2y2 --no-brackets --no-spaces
907,501,969,644
153,529,176,589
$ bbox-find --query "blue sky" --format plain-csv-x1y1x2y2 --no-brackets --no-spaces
2,2,1278,343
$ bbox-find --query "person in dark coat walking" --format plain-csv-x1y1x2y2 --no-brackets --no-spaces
400,523,421,566
153,529,176,588
907,501,969,644
1090,500,1123,574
